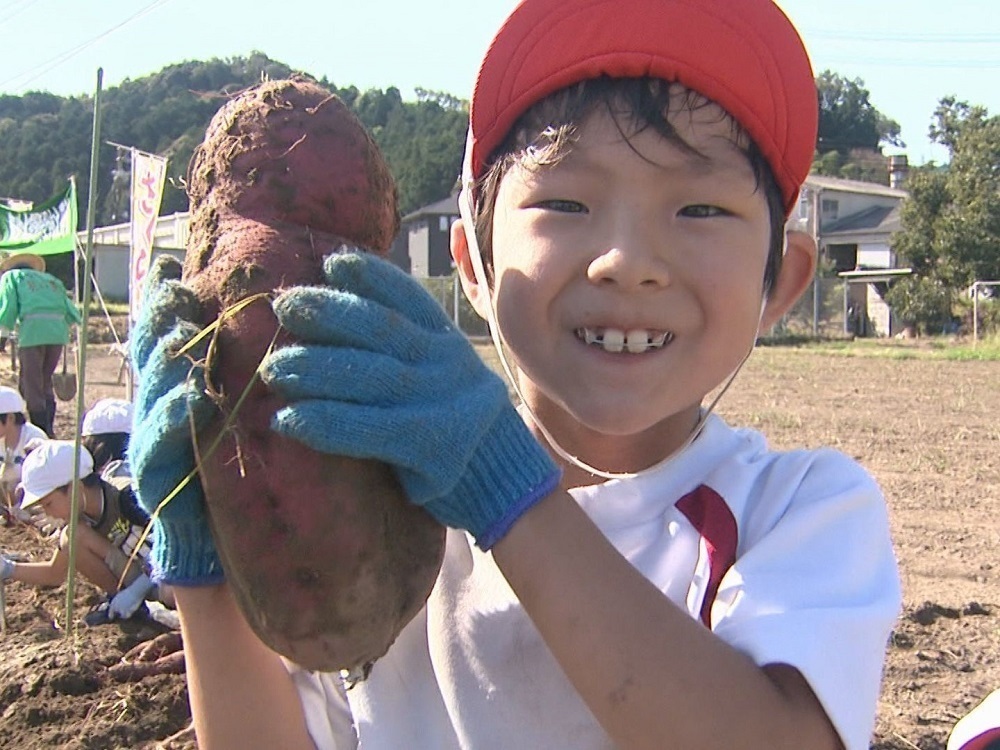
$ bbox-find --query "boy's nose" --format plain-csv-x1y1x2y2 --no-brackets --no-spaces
586,243,672,289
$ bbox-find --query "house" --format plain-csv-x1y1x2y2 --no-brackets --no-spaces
391,193,460,277
795,174,908,272
792,173,910,336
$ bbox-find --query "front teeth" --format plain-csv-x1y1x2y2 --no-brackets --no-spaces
580,328,671,353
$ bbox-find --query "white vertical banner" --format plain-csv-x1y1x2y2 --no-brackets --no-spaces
128,150,168,325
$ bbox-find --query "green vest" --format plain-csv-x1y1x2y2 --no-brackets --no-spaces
0,269,82,347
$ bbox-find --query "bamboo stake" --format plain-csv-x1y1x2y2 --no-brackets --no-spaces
65,67,103,632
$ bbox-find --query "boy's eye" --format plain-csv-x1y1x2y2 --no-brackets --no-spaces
534,199,587,214
679,204,727,218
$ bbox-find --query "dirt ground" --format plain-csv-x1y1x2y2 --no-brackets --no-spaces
0,330,997,749
0,323,196,750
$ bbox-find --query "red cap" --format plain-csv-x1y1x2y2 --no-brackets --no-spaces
468,0,818,215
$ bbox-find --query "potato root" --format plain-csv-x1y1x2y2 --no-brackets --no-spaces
180,78,445,673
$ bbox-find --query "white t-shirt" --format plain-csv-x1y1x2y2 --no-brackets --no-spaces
948,688,1000,750
287,414,902,750
1,421,48,490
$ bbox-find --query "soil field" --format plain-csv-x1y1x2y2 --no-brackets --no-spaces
0,333,997,749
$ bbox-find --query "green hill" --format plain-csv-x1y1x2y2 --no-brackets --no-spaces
0,52,467,225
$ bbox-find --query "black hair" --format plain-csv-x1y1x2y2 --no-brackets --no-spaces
81,432,130,471
0,413,26,426
471,77,786,293
56,471,102,495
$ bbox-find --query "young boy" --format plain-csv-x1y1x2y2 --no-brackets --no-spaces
128,0,901,748
0,440,164,620
0,385,47,498
80,397,133,474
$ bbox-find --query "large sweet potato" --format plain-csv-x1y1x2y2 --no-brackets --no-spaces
180,78,445,673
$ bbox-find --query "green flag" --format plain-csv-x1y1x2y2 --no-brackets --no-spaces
0,180,78,256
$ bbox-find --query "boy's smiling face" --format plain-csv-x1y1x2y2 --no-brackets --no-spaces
460,98,814,472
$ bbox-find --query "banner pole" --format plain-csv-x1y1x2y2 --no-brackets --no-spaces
70,176,81,306
126,146,137,400
65,67,103,637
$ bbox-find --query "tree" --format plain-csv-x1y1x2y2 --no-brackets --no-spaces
812,71,903,183
816,71,902,153
888,98,1000,331
935,115,1000,286
891,167,949,277
928,97,989,153
883,276,954,334
369,92,467,214
0,55,469,226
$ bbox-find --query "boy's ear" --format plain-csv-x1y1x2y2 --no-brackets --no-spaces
760,230,817,332
450,218,491,321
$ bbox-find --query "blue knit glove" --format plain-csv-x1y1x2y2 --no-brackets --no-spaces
264,251,561,550
128,255,223,586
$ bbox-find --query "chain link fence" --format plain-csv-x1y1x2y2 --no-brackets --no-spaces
769,277,850,339
420,275,489,337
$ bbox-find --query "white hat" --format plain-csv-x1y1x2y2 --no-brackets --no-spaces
0,386,26,414
81,398,133,436
19,440,94,509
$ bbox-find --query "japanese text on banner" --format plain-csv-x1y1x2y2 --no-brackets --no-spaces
129,152,168,324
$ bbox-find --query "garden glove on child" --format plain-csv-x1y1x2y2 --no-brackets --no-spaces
128,255,223,586
107,572,154,620
264,251,561,550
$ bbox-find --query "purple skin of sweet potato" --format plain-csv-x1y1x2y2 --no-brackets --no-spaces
179,79,445,673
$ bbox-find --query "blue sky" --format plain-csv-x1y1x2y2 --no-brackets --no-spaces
2,0,998,166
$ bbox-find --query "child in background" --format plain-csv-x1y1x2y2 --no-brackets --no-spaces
0,440,165,620
0,385,47,500
0,253,81,437
80,397,133,475
127,0,902,748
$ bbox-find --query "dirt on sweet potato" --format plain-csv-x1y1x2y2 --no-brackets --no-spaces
179,77,445,673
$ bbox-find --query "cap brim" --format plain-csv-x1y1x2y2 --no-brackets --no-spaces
18,485,42,509
0,253,46,274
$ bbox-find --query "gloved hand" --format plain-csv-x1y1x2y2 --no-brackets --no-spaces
108,572,154,619
264,251,561,550
128,255,223,586
1,554,13,581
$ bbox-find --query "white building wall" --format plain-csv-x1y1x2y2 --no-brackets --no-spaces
80,211,190,301
91,245,185,301
857,244,893,268
408,223,430,277
868,285,892,337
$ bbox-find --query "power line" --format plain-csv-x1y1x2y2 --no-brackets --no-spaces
0,0,44,29
820,55,1000,70
0,0,174,92
806,29,1000,44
